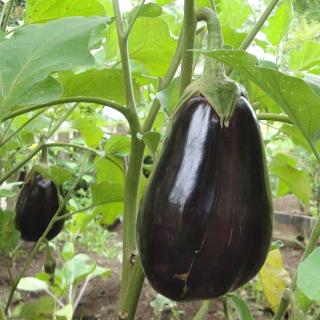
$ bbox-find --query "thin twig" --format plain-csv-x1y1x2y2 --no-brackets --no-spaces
1,97,128,123
124,0,146,39
0,110,45,148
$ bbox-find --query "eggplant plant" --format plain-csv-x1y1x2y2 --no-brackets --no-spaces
0,0,320,320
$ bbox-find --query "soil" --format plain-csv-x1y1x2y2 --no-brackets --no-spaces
0,233,303,320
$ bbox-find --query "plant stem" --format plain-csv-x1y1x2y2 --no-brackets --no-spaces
222,297,230,320
179,0,197,96
1,97,128,123
4,156,93,314
0,303,7,320
112,0,144,311
0,105,76,185
196,8,224,77
239,0,280,50
0,110,45,148
124,0,146,40
0,0,15,32
119,256,145,320
257,113,292,124
119,135,145,308
113,0,139,117
193,300,212,320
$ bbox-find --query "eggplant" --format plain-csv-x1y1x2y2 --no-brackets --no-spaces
137,95,272,301
15,170,65,242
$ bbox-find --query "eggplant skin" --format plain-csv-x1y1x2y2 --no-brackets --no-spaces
137,96,273,301
15,171,65,242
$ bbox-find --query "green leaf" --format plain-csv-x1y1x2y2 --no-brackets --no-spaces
219,0,251,30
62,254,95,285
0,17,107,118
0,182,20,197
104,135,131,157
262,1,293,46
97,202,124,225
203,50,320,150
289,41,320,71
228,294,254,320
12,297,54,320
295,288,312,312
0,209,20,254
269,153,311,204
96,157,124,184
91,181,124,206
105,17,176,77
128,3,163,21
59,68,141,105
17,277,49,292
33,164,73,186
297,247,320,301
156,77,179,114
222,27,247,48
62,241,75,261
55,304,73,320
140,131,161,155
25,0,108,23
72,117,103,149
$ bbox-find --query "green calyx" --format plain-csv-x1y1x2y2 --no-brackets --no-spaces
176,7,242,126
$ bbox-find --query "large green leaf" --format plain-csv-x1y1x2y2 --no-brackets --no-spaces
228,294,254,320
25,0,108,23
59,68,141,105
297,247,320,301
269,153,311,204
91,181,124,206
262,1,293,46
0,16,107,119
203,50,320,150
219,0,251,30
289,40,320,71
105,17,176,77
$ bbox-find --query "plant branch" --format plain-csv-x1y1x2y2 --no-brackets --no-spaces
0,303,7,320
222,297,230,320
257,113,292,124
239,0,280,51
55,204,97,221
112,0,144,313
119,256,145,320
0,105,76,185
0,110,45,148
1,97,128,123
0,0,15,32
179,0,197,96
112,0,139,118
193,300,212,320
124,0,146,40
4,257,14,287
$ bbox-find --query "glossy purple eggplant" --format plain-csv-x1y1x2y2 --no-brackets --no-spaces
137,95,272,301
15,171,65,242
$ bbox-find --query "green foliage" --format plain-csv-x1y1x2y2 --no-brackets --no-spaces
204,50,320,151
59,69,141,105
0,17,107,119
105,17,177,77
297,247,320,300
270,153,311,204
0,209,20,255
262,1,293,47
25,0,109,23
